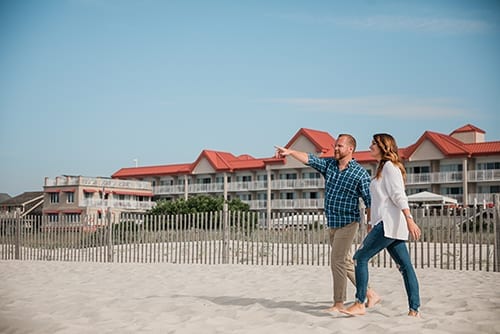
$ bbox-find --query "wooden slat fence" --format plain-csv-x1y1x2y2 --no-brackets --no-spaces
1,207,498,272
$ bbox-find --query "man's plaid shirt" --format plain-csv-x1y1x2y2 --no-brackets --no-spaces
307,154,371,228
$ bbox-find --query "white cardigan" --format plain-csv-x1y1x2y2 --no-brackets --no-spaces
370,161,410,240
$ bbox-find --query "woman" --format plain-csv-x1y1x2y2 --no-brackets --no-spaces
341,133,421,317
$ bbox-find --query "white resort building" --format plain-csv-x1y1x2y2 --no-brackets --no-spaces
42,176,155,224
110,124,500,214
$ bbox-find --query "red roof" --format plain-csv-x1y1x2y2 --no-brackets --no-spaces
404,131,472,157
193,150,272,171
464,141,500,156
112,163,192,178
450,124,485,135
111,124,499,179
285,128,336,157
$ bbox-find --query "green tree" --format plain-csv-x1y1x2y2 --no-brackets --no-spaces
149,195,250,215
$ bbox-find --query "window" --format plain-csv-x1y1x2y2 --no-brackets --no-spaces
408,188,429,195
477,162,500,170
302,172,320,179
50,193,59,203
407,166,430,173
440,164,462,172
48,213,59,223
237,175,252,182
66,192,74,203
442,187,462,195
478,185,500,193
84,192,93,199
197,177,211,184
280,192,295,199
238,194,252,201
280,173,297,180
256,174,267,181
215,176,232,183
303,192,319,199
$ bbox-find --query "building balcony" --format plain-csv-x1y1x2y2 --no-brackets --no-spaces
45,176,152,191
247,199,324,210
467,169,500,182
406,172,463,185
80,199,155,210
153,179,325,196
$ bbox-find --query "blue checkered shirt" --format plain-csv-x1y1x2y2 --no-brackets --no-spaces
307,154,371,228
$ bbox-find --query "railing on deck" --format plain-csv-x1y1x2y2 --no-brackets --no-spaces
1,207,498,272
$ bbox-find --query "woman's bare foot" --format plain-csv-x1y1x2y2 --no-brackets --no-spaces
323,302,344,312
366,288,382,308
408,310,421,318
340,302,366,316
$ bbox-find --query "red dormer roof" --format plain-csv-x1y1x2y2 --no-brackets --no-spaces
450,124,485,135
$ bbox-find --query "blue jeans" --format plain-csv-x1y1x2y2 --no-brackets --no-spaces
353,222,420,312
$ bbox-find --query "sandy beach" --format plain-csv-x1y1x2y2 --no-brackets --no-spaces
1,260,499,334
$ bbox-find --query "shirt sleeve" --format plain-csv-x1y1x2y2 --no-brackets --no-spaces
306,153,328,174
359,171,371,208
382,162,409,210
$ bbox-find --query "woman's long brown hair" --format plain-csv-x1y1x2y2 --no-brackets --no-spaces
373,133,406,181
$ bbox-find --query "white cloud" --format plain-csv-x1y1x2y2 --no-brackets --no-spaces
335,16,493,34
265,96,471,119
275,13,495,34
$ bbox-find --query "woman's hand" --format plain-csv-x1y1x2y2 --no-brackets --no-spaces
407,219,421,240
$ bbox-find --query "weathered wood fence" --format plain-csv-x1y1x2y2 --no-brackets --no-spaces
1,207,498,272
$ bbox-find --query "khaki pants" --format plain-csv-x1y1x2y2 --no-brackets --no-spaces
329,222,358,303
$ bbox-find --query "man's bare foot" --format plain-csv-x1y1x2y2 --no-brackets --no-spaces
323,302,344,313
366,289,382,308
408,310,421,318
339,302,366,316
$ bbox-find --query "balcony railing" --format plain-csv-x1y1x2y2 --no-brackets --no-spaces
406,171,463,184
151,171,500,208
406,169,500,185
45,176,152,191
80,199,155,210
247,199,324,210
468,169,500,182
153,179,326,196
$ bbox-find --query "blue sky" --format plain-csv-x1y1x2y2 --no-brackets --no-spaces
1,0,499,196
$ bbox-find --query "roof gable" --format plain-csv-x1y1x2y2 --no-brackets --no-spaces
405,131,471,159
286,128,335,157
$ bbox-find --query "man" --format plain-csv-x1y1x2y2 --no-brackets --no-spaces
275,134,380,312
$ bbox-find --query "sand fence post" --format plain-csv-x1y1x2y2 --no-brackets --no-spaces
222,202,229,264
106,209,114,263
494,194,499,272
15,208,21,260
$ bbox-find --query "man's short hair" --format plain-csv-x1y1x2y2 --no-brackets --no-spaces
338,134,357,151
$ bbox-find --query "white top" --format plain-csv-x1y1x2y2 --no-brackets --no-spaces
370,161,410,240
